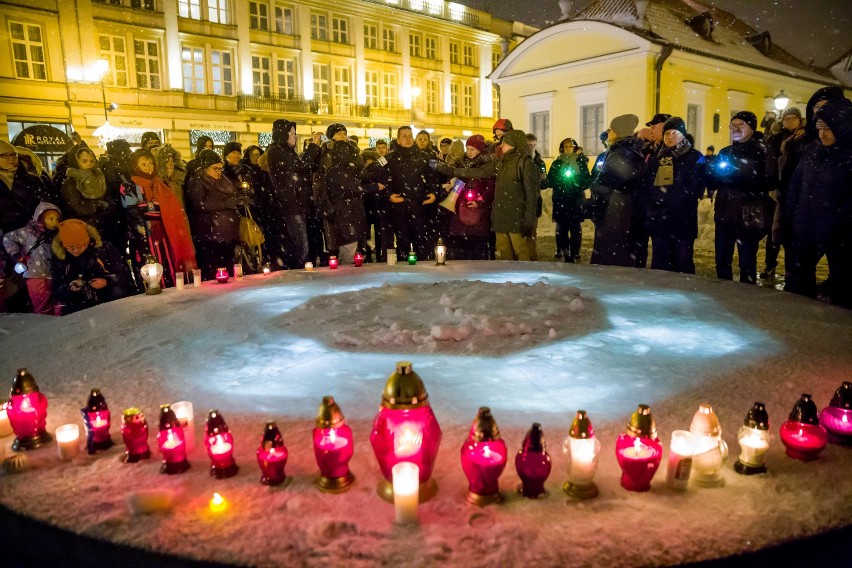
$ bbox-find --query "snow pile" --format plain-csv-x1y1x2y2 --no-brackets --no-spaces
277,279,601,354
0,262,850,568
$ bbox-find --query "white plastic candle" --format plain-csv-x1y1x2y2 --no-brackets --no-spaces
569,437,599,485
192,268,202,287
667,430,697,490
392,462,419,525
0,403,12,437
56,424,80,461
233,264,243,280
172,401,195,451
175,272,184,290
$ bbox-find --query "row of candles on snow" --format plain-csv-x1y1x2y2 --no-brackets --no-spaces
3,365,851,523
138,240,450,294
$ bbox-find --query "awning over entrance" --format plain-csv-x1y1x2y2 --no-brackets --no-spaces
12,125,71,153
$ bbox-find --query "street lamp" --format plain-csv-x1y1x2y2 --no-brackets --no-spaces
773,90,790,113
92,59,120,146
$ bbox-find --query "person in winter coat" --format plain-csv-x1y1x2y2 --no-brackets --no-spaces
184,136,215,187
322,140,368,263
590,114,646,267
491,118,514,159
644,117,706,273
708,111,771,284
185,150,242,280
15,147,58,204
60,147,119,242
155,144,187,207
447,134,494,260
262,119,321,269
437,129,539,261
786,97,852,307
51,219,132,315
3,202,61,315
377,126,441,261
548,137,591,263
123,149,196,284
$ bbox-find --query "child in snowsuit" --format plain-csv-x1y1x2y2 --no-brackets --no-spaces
3,202,62,315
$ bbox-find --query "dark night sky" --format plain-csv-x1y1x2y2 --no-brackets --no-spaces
462,0,852,68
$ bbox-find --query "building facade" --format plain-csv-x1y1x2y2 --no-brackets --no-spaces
0,0,535,168
492,0,849,159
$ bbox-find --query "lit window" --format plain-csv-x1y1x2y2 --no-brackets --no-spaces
449,41,459,64
462,84,474,117
249,2,269,31
409,33,422,58
450,82,459,115
98,34,128,87
311,13,328,41
425,36,439,60
134,39,161,90
9,21,47,80
364,23,378,49
382,72,397,109
210,49,233,95
178,0,201,19
365,70,379,107
208,0,228,24
332,17,348,44
252,55,271,97
276,58,296,98
182,46,205,93
382,27,396,52
275,5,294,35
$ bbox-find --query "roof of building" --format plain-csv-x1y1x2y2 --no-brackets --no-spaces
568,0,840,85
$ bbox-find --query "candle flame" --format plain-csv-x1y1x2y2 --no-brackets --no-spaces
212,492,224,505
483,445,491,458
633,438,643,452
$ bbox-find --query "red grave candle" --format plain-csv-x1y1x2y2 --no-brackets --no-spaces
257,421,288,486
820,381,852,445
157,404,190,474
81,388,113,454
215,267,229,283
460,407,507,505
204,410,238,478
120,407,150,463
780,394,827,460
328,256,339,269
8,368,51,451
353,252,364,267
614,405,663,492
313,396,355,491
514,422,552,499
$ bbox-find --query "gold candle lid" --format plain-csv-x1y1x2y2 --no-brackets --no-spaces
626,404,656,438
569,410,594,439
316,395,346,428
470,407,501,442
381,362,429,409
690,403,721,437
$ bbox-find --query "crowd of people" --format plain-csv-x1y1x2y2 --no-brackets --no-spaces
1,85,850,316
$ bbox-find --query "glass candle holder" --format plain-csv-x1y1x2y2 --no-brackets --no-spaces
688,403,728,487
563,410,600,499
8,368,51,451
614,405,662,492
256,421,288,486
780,394,827,461
328,256,339,269
120,407,151,463
820,381,852,445
434,238,447,266
313,396,355,492
157,405,190,474
215,267,229,283
81,388,113,454
204,410,238,479
353,252,364,267
460,407,507,506
734,402,770,475
56,424,80,461
515,422,551,499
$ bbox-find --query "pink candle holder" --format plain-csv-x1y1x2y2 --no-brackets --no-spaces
81,388,113,454
215,267,229,283
157,404,190,474
353,252,364,267
370,362,442,502
328,256,339,269
313,396,355,492
120,407,150,463
615,405,663,492
205,410,238,479
461,407,508,506
257,421,288,486
780,394,827,461
515,422,551,499
8,368,52,451
820,381,852,445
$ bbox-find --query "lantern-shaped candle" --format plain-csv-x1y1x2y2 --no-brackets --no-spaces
780,394,827,461
215,267,229,283
820,381,852,445
688,403,728,487
204,410,238,479
263,262,272,274
8,368,51,451
304,262,314,272
81,388,113,454
460,407,508,506
370,362,442,502
256,421,288,486
328,256,339,269
515,422,551,499
734,402,771,475
157,404,190,474
407,244,417,265
313,396,355,492
434,238,447,266
615,404,663,492
139,256,163,295
354,252,364,267
121,407,151,463
563,410,601,499
171,400,195,451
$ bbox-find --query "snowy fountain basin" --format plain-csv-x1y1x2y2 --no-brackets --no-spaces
0,261,851,567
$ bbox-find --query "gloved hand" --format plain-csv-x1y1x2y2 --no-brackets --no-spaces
430,160,454,176
521,224,535,238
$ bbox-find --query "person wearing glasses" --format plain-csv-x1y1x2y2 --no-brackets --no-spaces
185,149,243,280
707,111,771,284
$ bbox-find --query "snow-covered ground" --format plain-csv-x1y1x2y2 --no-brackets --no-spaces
0,261,850,567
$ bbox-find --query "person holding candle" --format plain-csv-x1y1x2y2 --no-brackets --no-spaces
50,219,133,315
185,150,245,281
547,137,591,263
446,135,494,261
123,149,197,287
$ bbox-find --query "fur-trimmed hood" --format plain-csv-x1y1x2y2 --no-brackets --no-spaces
52,221,102,260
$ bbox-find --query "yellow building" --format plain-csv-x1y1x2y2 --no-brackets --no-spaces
491,0,849,160
0,0,535,168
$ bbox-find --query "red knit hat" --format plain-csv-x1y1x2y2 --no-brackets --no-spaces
466,134,487,153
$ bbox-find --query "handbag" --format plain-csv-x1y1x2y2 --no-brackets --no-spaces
239,206,265,247
458,200,484,226
738,193,774,237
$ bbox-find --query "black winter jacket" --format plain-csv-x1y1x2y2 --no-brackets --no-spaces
645,144,706,240
186,173,241,244
708,135,770,225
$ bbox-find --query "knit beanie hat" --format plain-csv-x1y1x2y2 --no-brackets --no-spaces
662,116,688,137
782,107,803,120
731,111,758,132
222,141,242,158
197,149,223,171
140,131,161,147
57,219,90,249
610,114,639,138
492,118,513,133
466,134,486,153
326,123,347,139
0,140,15,155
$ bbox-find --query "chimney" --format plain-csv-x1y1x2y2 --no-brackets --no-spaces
635,0,649,26
559,0,574,20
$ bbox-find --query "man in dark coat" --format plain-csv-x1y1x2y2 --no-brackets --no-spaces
708,111,771,284
786,97,852,306
262,119,321,269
